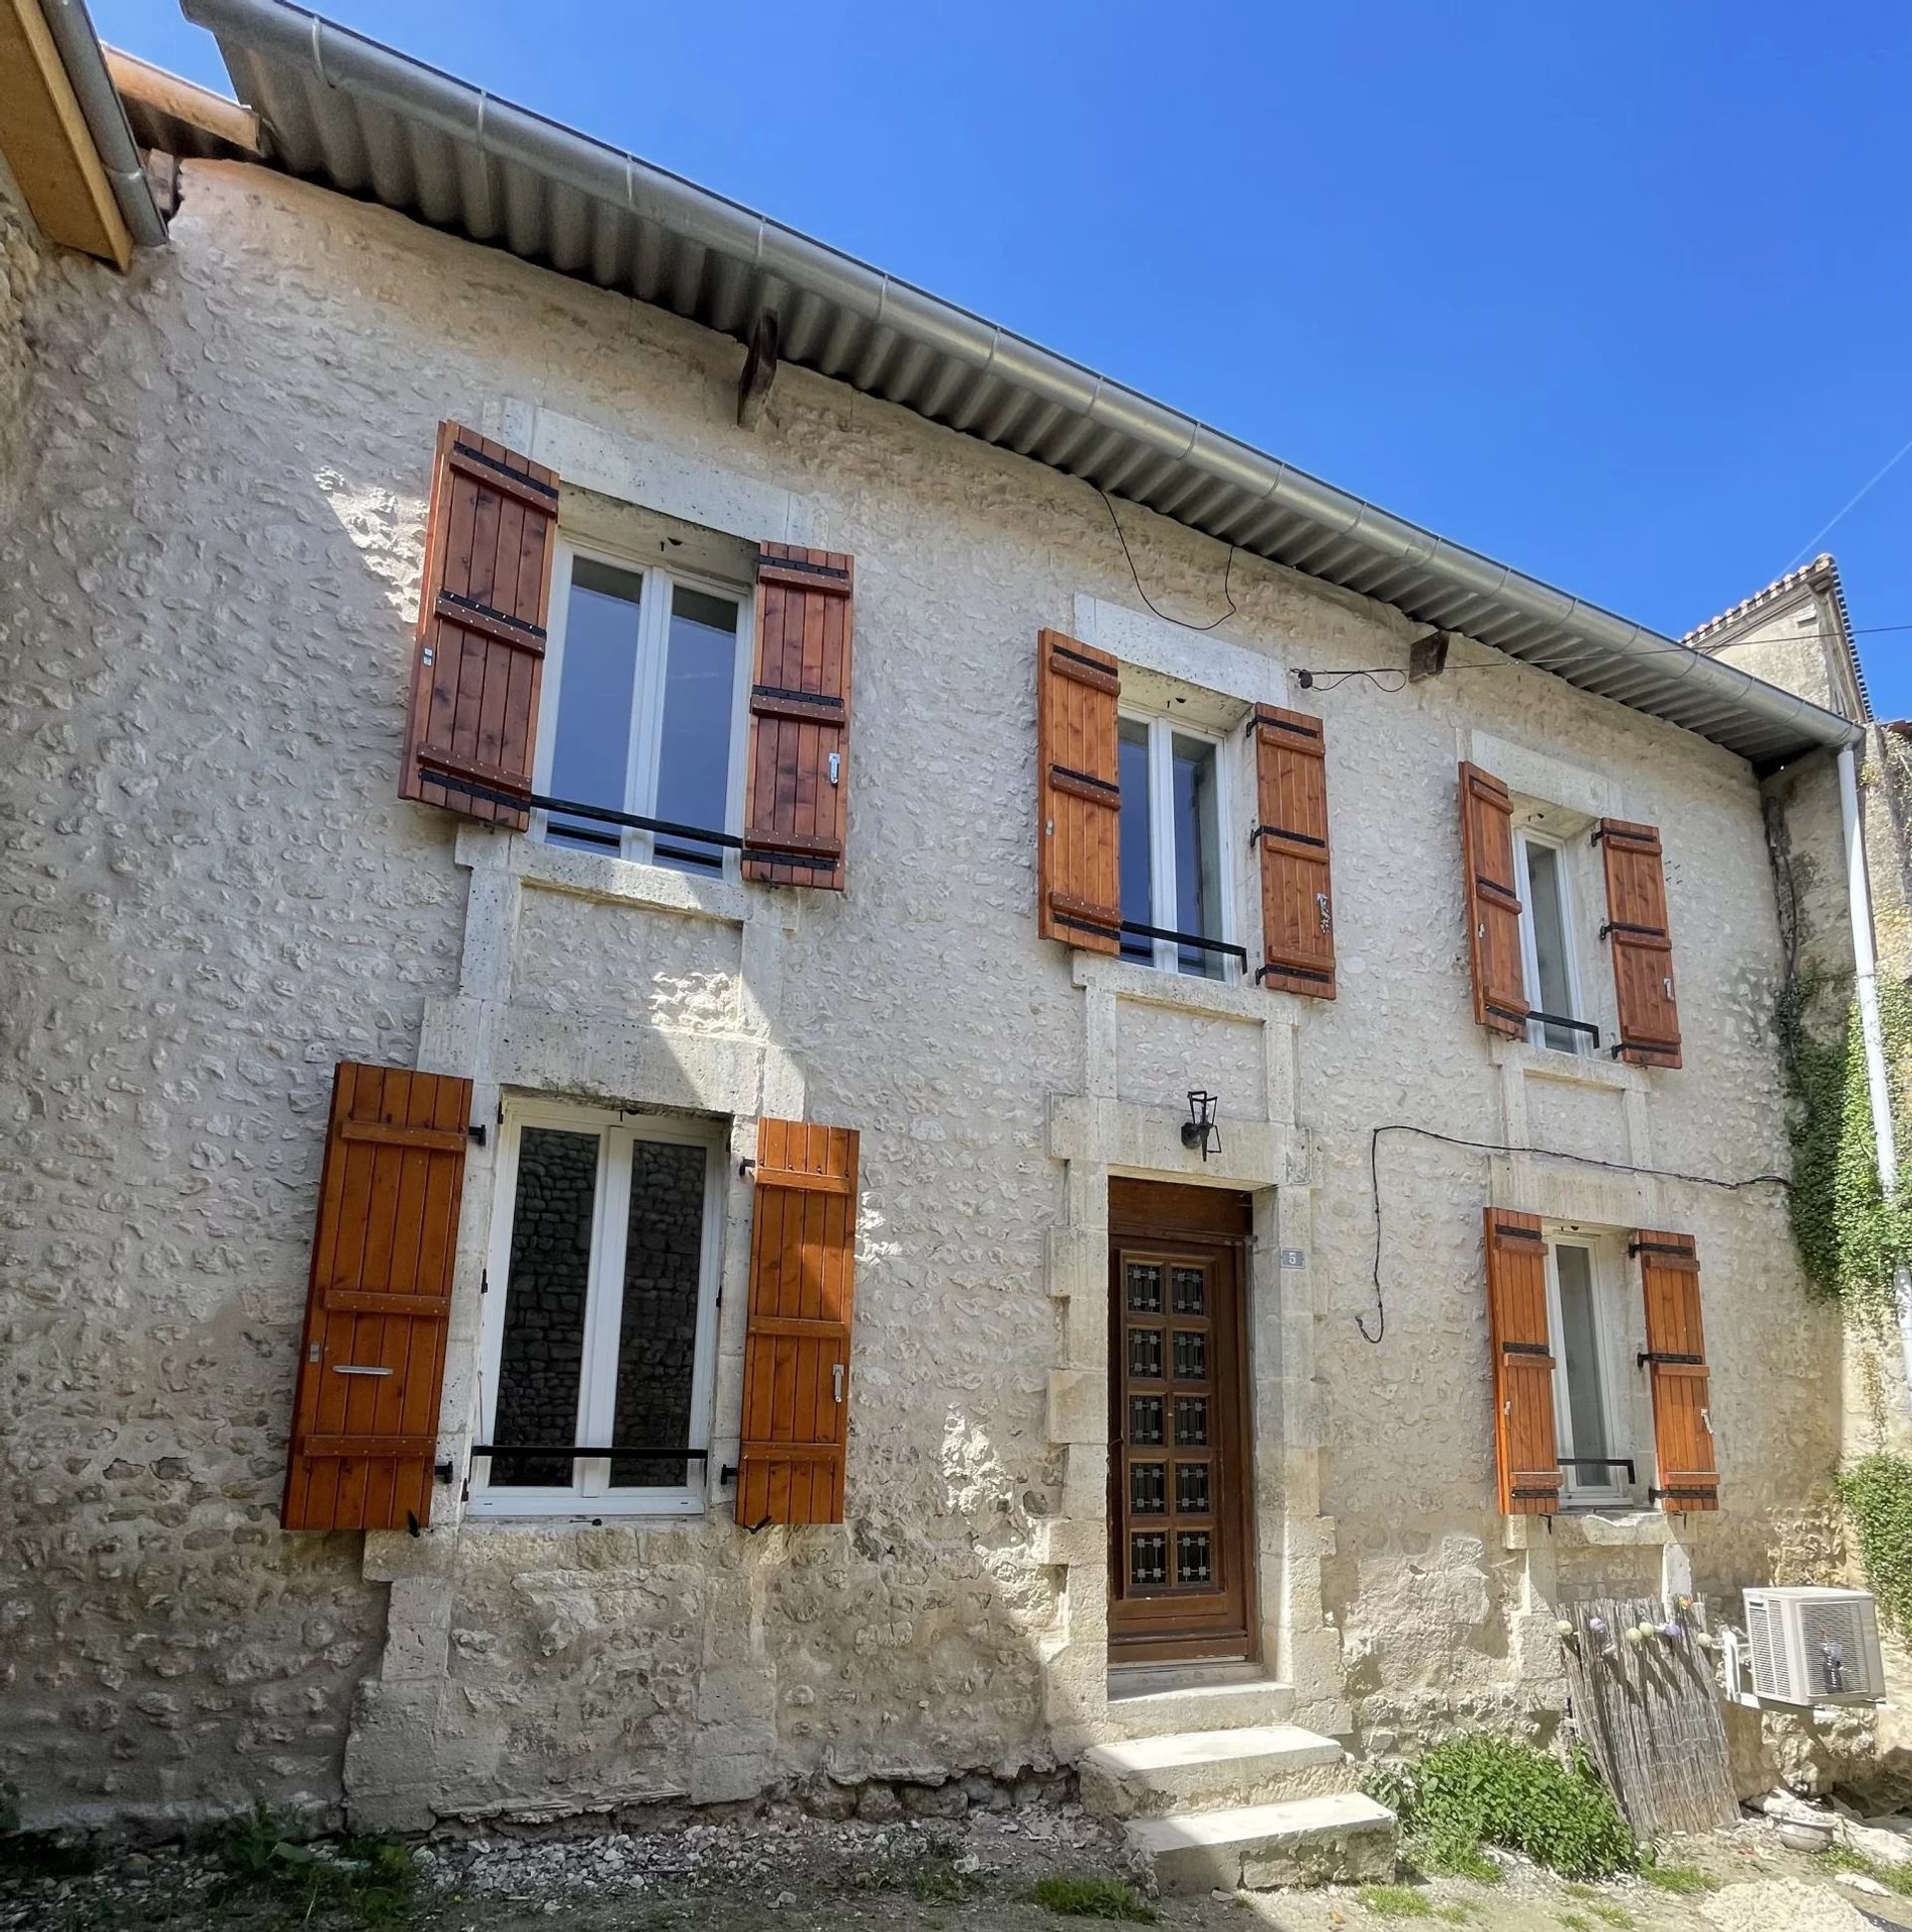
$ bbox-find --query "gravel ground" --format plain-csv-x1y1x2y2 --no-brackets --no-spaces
6,1806,1912,1932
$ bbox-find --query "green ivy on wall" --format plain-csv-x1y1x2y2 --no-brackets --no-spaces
1836,1453,1912,1636
1777,976,1912,1326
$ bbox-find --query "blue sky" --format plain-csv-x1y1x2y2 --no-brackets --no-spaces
96,1,1912,714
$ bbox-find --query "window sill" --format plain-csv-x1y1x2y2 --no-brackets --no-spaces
464,1499,706,1525
456,825,749,925
1489,1038,1651,1094
1503,1508,1669,1551
1073,952,1271,1024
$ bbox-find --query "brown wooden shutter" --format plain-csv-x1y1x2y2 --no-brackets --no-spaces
282,1062,472,1533
400,421,560,829
1600,820,1683,1069
1038,629,1122,952
1251,706,1334,997
1461,763,1529,1038
742,545,854,888
736,1119,859,1526
1635,1230,1718,1511
1485,1208,1561,1516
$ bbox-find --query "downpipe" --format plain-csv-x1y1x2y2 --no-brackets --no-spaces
1837,739,1912,1402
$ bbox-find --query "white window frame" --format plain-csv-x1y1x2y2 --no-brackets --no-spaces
1118,706,1239,981
532,540,755,876
1514,827,1589,1055
472,1099,726,1519
1543,1232,1632,1508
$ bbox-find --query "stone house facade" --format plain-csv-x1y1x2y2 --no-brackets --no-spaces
0,0,1882,1858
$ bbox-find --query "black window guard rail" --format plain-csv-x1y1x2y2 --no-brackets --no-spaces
1557,1455,1636,1483
1528,1009,1600,1048
1120,920,1249,968
423,772,837,873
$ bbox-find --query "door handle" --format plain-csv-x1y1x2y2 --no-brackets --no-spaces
332,1364,394,1377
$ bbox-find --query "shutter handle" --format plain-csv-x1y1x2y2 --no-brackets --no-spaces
1701,1406,1714,1436
828,751,841,786
1663,976,1674,999
1317,891,1331,932
833,1362,845,1404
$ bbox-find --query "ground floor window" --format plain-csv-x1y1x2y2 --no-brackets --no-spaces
474,1101,723,1515
1546,1233,1631,1506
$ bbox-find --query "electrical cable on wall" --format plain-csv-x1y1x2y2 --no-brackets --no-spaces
1099,488,1240,633
1356,1122,1791,1344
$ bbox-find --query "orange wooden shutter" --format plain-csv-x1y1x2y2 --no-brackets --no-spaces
1485,1209,1561,1516
1251,706,1334,997
1038,629,1122,953
1635,1231,1718,1511
742,544,854,888
736,1119,859,1526
400,420,560,829
1600,820,1682,1069
282,1062,472,1533
1461,763,1529,1038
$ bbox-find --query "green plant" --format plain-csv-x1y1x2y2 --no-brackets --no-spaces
1591,1906,1633,1928
1558,1914,1591,1932
1639,1859,1717,1895
1356,1884,1434,1920
1812,1843,1912,1897
1837,1452,1912,1634
1777,978,1912,1324
1027,1874,1157,1921
1418,1838,1503,1884
1384,1735,1636,1882
199,1803,417,1926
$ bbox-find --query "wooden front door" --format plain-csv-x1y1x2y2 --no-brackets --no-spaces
1107,1182,1256,1663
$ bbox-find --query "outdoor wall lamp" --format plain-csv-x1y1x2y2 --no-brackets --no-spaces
1182,1089,1221,1162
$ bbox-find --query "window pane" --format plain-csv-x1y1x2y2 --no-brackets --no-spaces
651,586,739,874
609,1139,707,1488
1171,734,1223,980
492,1127,599,1487
1118,719,1152,963
548,560,643,851
1525,842,1579,1051
1554,1245,1610,1479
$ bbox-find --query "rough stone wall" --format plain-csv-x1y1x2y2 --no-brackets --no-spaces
0,152,46,519
0,160,1852,1828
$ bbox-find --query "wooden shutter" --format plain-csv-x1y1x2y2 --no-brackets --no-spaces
400,420,560,829
1601,820,1683,1069
1461,763,1529,1039
742,544,854,889
1038,629,1122,952
1251,706,1334,997
1635,1231,1718,1511
736,1119,859,1526
282,1063,472,1533
1485,1208,1561,1516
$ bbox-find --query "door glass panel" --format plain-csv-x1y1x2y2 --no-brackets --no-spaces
1171,733,1224,979
1176,1462,1210,1513
1129,1462,1166,1514
1176,1531,1213,1585
1128,1328,1163,1378
651,586,739,873
1131,1532,1167,1586
608,1139,706,1488
1525,842,1580,1052
492,1127,599,1486
1171,1266,1206,1314
1118,719,1152,962
1174,1395,1208,1446
1172,1329,1207,1380
1129,1395,1164,1445
1125,1262,1162,1313
548,560,642,851
1554,1245,1610,1479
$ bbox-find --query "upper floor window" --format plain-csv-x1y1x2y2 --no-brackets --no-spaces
1546,1233,1631,1507
1118,711,1233,980
536,547,750,874
475,1101,724,1516
1515,829,1589,1054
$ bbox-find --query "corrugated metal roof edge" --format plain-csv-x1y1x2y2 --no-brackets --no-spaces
176,0,1858,771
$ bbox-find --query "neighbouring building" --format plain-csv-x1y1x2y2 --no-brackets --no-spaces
0,0,1895,1880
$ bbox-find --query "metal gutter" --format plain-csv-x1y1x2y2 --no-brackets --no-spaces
40,0,166,246
178,0,1859,771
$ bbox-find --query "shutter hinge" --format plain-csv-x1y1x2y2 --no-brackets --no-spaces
1637,1349,1704,1368
479,1271,488,1296
468,1122,487,1147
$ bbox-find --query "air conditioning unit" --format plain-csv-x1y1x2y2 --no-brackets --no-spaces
1743,1587,1885,1706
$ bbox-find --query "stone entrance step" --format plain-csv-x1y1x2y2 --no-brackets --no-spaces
1082,1724,1349,1818
1124,1792,1399,1894
1102,1673,1296,1741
